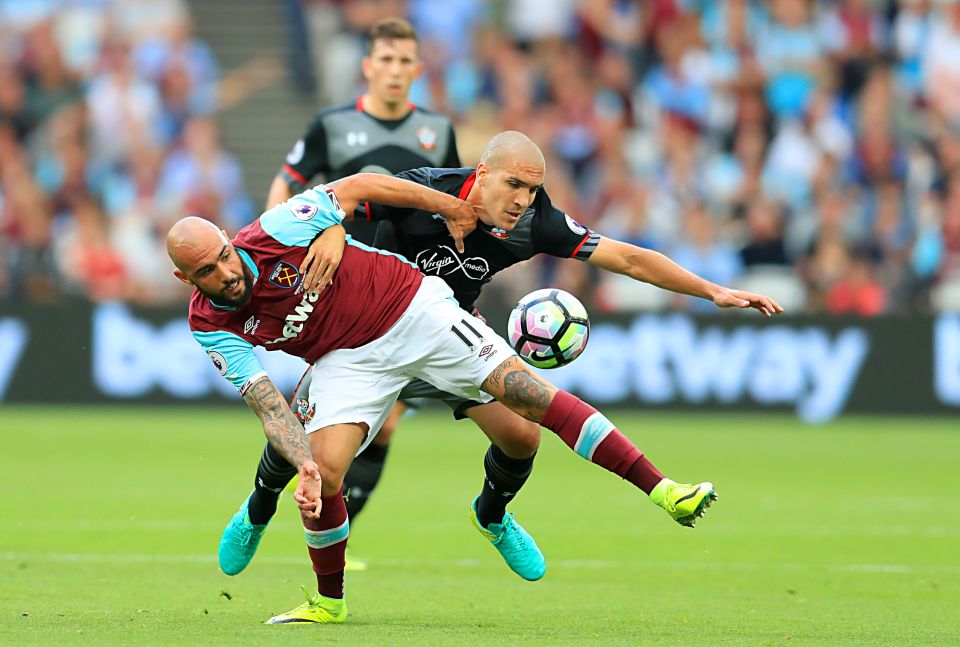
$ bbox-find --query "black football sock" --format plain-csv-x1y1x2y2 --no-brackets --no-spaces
343,442,390,521
247,442,297,525
476,444,535,528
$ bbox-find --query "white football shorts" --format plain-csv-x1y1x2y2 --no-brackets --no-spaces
304,276,514,452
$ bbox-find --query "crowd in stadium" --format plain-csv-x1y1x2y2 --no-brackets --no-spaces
2,0,960,315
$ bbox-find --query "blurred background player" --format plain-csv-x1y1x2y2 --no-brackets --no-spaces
232,17,461,571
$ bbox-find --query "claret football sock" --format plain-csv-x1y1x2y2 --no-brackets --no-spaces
249,442,297,525
342,442,389,520
476,444,535,528
540,390,665,494
303,489,349,600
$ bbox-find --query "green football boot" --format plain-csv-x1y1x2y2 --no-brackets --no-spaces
218,495,267,575
470,497,545,581
266,586,347,624
649,479,718,528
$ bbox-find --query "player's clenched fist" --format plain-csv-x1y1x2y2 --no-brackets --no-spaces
294,460,323,519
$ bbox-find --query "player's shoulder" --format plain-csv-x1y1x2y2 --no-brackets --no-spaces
401,166,475,192
187,288,236,333
307,100,360,128
410,104,454,125
528,187,558,221
529,188,590,235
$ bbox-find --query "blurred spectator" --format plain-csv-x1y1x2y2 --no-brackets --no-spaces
825,254,887,316
740,198,789,267
86,40,164,163
922,2,960,127
757,0,825,119
819,0,887,99
157,117,252,232
893,0,934,100
670,202,743,312
20,20,83,128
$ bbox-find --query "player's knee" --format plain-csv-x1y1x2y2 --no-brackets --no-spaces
314,457,347,495
500,419,540,458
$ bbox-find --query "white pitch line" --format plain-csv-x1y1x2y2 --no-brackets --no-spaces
0,552,954,575
8,519,960,539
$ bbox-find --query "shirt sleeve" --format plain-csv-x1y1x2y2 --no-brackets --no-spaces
279,116,329,191
531,191,601,260
259,183,347,246
192,329,266,395
353,167,437,223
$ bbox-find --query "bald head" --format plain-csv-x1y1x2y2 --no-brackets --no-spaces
479,131,545,172
167,216,253,307
166,216,228,272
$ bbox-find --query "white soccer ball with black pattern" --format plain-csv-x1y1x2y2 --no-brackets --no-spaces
507,289,590,369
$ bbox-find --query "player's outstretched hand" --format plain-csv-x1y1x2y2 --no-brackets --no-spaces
294,460,323,519
300,224,346,294
440,200,480,253
713,288,784,317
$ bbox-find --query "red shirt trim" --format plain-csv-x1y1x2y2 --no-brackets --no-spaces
364,201,372,221
356,96,417,114
458,171,477,200
569,233,591,258
282,163,308,186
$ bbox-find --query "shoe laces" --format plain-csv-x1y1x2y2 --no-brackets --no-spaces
300,585,319,607
233,523,254,547
493,515,525,557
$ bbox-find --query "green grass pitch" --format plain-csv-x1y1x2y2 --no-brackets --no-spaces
1,407,958,646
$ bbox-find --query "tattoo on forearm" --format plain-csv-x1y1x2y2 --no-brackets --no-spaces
243,378,313,468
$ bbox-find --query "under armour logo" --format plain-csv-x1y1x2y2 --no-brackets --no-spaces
258,477,284,494
346,131,368,146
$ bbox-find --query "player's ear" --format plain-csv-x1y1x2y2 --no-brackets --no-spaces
476,163,488,184
413,59,424,79
173,269,192,286
361,56,373,81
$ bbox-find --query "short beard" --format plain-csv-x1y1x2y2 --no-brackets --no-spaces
206,265,254,309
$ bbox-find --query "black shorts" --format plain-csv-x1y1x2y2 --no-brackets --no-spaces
397,378,485,420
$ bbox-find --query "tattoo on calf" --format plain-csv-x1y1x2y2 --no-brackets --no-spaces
500,368,554,417
488,362,507,389
243,378,313,469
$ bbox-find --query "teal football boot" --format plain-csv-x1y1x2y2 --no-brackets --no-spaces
470,497,545,581
218,495,268,575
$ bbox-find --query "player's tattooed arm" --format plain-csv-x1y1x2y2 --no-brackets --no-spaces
483,356,558,421
243,377,314,469
243,376,323,518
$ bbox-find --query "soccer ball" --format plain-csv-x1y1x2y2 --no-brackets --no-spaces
507,289,590,369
